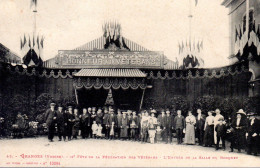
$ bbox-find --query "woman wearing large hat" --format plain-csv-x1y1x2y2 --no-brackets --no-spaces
229,109,248,153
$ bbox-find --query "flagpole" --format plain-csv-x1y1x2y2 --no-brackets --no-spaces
246,0,249,35
188,0,192,43
33,3,37,53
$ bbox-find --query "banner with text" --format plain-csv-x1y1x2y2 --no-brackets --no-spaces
56,50,164,69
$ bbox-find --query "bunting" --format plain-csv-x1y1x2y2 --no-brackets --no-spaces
234,20,260,59
20,34,44,66
178,39,204,69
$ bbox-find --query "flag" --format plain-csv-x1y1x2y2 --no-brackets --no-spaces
20,37,23,50
37,35,40,50
195,0,198,6
200,40,203,49
39,36,44,60
23,34,27,47
29,36,31,49
189,39,191,51
30,0,37,9
239,24,242,40
235,26,239,42
197,41,200,53
33,35,35,48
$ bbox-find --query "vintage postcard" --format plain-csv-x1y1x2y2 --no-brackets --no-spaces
0,0,260,167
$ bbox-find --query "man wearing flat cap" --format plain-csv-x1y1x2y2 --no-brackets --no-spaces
230,109,248,153
45,103,57,142
246,112,260,156
56,105,67,141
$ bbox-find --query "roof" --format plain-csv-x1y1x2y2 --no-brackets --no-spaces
74,36,149,51
221,0,233,7
0,43,21,63
74,68,147,78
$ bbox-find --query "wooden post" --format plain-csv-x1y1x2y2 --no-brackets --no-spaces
74,88,79,105
139,88,146,111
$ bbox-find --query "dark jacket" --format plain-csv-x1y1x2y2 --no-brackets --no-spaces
215,124,227,137
81,113,90,126
165,115,172,129
158,115,167,128
56,110,65,124
95,113,103,124
107,114,117,127
103,113,110,126
173,115,185,129
45,109,57,127
247,118,259,135
196,114,205,130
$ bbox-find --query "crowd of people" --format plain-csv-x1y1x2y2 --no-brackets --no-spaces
44,103,260,156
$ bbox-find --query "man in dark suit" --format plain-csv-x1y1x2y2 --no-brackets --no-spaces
67,106,74,141
45,103,57,142
196,109,205,146
80,108,90,139
103,108,110,139
56,105,67,141
165,109,173,144
173,110,185,144
246,112,260,156
86,107,92,138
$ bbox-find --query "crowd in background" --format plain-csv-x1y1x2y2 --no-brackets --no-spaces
42,103,260,156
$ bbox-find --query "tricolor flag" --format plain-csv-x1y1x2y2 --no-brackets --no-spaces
30,0,37,9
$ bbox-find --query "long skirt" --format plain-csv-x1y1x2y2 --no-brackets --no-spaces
204,125,214,146
184,124,195,144
120,127,128,138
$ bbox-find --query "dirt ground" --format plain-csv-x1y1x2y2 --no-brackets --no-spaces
0,136,259,167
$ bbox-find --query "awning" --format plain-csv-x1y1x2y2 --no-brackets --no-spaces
74,69,147,78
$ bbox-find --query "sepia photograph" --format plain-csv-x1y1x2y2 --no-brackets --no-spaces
0,0,260,167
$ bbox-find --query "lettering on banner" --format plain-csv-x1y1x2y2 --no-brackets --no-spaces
57,50,163,68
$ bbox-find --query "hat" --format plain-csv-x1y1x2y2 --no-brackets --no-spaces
122,112,127,114
247,112,257,116
68,106,73,109
133,111,136,114
166,110,170,113
218,117,224,121
50,103,56,106
237,109,246,115
151,109,156,113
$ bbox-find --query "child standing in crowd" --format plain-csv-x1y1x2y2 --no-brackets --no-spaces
155,125,162,143
215,117,226,150
97,124,103,139
148,118,156,144
91,121,98,139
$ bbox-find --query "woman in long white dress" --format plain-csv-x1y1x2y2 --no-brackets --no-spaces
184,111,196,145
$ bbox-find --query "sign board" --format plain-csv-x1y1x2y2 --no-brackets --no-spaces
56,50,164,69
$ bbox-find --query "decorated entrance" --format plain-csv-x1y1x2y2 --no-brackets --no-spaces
73,69,147,111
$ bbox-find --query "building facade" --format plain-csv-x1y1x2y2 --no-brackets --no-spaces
222,0,260,97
